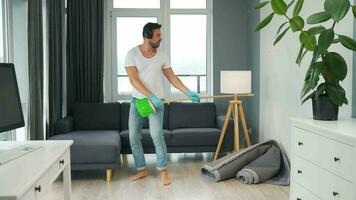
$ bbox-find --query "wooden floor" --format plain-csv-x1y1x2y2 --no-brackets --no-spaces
45,153,290,200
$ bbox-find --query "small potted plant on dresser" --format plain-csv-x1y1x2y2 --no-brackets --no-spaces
254,0,356,120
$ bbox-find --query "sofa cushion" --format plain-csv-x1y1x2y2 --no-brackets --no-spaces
170,128,221,146
120,102,169,130
168,102,216,129
120,129,173,148
72,103,120,130
50,130,121,164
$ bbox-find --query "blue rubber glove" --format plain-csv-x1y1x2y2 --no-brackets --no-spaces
149,94,164,111
185,90,200,103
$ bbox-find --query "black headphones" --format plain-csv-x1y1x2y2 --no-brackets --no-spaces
143,27,153,39
142,22,161,39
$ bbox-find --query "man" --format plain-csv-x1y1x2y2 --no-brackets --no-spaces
124,22,200,186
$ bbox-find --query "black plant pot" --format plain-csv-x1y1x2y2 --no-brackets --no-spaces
312,95,339,121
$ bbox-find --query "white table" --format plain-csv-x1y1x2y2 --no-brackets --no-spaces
0,140,73,200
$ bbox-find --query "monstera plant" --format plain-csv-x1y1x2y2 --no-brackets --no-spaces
255,0,356,120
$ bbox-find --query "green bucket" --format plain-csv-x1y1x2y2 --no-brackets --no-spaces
135,98,157,117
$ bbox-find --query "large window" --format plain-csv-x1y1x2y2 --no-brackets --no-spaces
116,17,158,93
109,0,212,101
114,0,160,9
0,0,28,141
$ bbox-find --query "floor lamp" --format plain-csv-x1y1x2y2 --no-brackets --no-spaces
213,70,253,161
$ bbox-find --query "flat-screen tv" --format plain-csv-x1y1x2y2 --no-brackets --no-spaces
0,63,25,132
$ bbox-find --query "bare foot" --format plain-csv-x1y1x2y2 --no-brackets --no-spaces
129,170,148,181
160,170,171,186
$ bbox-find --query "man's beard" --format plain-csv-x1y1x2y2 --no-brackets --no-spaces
149,41,161,49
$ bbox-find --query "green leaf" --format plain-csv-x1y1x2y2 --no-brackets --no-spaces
276,21,289,36
302,92,314,104
326,83,347,106
287,0,295,8
318,29,334,52
312,47,321,63
274,27,290,45
301,61,324,98
254,1,270,9
322,64,337,83
302,82,327,104
293,0,304,17
301,84,312,99
271,0,288,15
307,26,326,35
324,0,350,22
302,90,316,104
299,31,316,51
339,35,356,51
256,13,275,31
307,12,331,24
332,38,340,43
301,82,327,104
296,44,304,64
300,50,308,64
323,52,348,81
296,45,308,65
352,6,356,18
289,16,304,32
315,83,327,98
309,62,324,88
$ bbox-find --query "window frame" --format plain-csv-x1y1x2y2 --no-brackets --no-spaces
106,0,213,102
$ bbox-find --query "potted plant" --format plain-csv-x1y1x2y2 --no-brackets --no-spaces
254,0,356,120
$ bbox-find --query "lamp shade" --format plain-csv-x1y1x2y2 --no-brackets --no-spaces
220,70,251,94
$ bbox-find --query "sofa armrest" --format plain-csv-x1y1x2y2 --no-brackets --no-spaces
216,114,234,152
54,116,74,134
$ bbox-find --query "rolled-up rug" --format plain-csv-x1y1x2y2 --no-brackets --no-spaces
201,140,290,186
201,144,270,182
236,145,281,184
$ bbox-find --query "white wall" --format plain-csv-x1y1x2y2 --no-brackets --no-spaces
259,0,354,156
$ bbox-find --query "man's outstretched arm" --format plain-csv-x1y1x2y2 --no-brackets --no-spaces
125,66,152,97
162,67,200,102
125,66,164,108
162,67,189,93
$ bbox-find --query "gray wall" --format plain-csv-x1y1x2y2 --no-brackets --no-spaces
213,0,248,111
246,0,260,143
213,0,260,143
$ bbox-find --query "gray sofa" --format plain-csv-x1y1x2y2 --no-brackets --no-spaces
50,101,235,181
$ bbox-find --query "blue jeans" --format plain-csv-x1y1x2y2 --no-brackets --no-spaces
129,97,168,171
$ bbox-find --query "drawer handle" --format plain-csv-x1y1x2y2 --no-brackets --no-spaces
298,142,303,146
333,192,339,197
35,185,41,192
59,159,65,164
297,170,303,174
334,157,340,162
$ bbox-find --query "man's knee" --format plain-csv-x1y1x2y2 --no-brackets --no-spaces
150,132,165,144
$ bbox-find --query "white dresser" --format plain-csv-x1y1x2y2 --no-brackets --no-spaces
0,140,73,200
290,118,356,200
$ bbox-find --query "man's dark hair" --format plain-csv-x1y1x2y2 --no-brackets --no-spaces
142,22,162,39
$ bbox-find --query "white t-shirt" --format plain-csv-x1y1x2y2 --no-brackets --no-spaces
124,46,171,99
